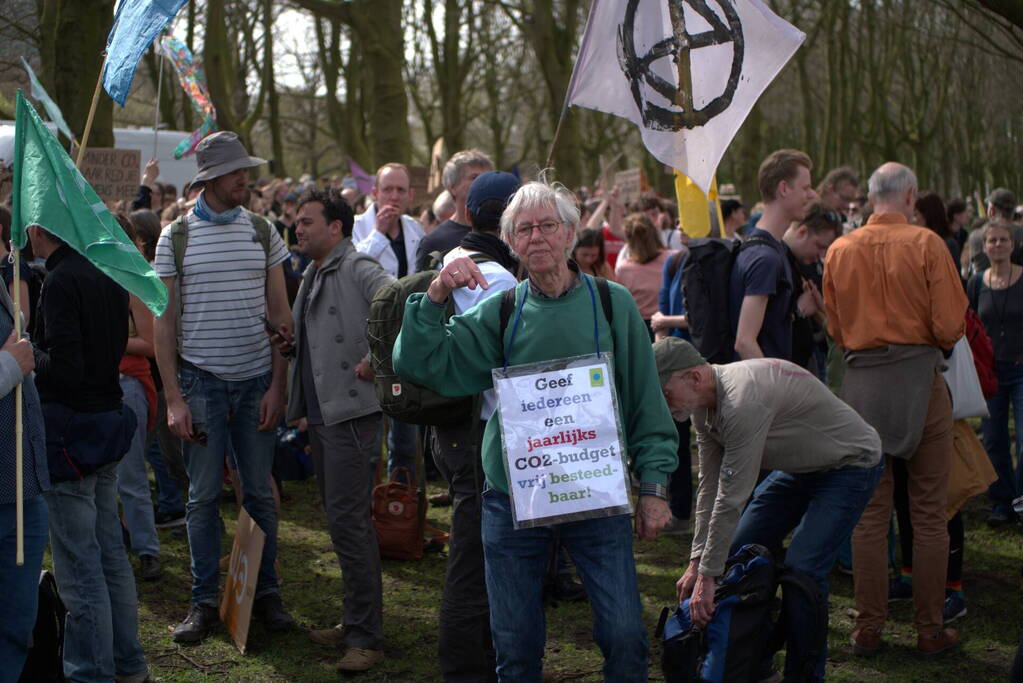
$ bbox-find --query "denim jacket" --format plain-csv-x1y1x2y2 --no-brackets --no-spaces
0,284,48,503
286,239,394,426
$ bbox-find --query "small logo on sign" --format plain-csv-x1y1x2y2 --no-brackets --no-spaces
589,368,604,387
387,500,405,516
391,383,402,397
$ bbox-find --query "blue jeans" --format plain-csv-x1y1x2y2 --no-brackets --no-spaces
482,490,647,682
0,495,48,682
981,362,1023,511
730,461,883,680
145,391,185,517
44,463,148,682
179,363,278,606
387,417,418,483
116,375,159,556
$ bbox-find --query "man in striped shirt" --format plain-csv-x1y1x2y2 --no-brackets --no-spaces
153,132,295,643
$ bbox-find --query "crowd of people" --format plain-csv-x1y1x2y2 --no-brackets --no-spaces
1,128,1023,682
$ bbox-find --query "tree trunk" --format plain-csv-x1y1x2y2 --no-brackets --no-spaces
37,0,115,147
262,0,287,177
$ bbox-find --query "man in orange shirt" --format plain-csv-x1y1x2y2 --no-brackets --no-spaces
824,162,967,657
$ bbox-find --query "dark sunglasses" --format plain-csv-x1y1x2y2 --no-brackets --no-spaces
808,209,843,225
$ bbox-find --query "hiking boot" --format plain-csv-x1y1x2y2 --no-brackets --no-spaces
660,517,689,536
139,554,162,581
253,593,296,632
172,604,220,643
309,625,346,647
943,592,967,623
154,511,186,528
337,648,384,672
917,627,960,656
850,627,882,656
888,578,913,602
551,573,588,603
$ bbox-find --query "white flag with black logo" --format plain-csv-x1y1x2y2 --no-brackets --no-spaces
565,0,805,193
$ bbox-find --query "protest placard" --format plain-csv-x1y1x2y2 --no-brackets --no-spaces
220,508,265,654
75,147,141,206
408,165,430,205
492,353,632,528
614,168,646,206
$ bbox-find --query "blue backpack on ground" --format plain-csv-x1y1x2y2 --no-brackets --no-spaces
657,544,826,683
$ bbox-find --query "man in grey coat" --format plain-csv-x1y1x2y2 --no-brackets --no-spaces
270,189,394,673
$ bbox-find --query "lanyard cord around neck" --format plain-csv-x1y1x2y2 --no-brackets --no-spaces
502,274,601,372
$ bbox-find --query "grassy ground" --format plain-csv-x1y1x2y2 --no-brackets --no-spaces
120,474,1023,682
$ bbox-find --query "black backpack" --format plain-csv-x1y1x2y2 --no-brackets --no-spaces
680,236,776,364
18,570,67,683
657,544,827,683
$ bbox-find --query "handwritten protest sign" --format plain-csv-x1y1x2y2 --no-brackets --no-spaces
220,508,265,654
408,165,430,205
76,147,140,206
614,168,646,206
493,353,632,528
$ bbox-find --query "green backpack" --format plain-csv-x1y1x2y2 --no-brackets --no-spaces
367,253,495,426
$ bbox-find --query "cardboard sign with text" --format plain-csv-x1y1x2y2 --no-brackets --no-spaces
492,353,632,528
75,147,140,206
408,165,430,207
220,508,266,654
613,168,647,206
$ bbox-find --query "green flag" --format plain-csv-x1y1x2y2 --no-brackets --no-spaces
10,90,167,316
20,56,75,144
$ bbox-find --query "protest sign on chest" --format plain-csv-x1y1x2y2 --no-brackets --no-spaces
493,353,632,528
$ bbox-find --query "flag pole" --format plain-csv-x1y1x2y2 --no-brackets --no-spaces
153,48,164,159
76,52,108,168
544,105,570,171
12,247,23,566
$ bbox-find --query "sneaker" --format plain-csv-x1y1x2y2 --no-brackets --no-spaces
139,554,162,581
943,592,967,623
917,627,960,656
987,505,1013,528
428,492,453,507
850,626,882,656
551,573,588,603
888,578,913,602
309,625,346,647
155,511,186,528
337,647,384,672
172,604,220,643
253,593,296,632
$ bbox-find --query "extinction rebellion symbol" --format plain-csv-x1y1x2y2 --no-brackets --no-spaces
617,0,744,131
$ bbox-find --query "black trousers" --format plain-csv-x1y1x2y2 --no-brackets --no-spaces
432,420,497,683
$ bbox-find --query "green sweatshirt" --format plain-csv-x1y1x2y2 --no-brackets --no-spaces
393,276,678,495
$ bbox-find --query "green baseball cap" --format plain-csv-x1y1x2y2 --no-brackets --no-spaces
652,337,708,385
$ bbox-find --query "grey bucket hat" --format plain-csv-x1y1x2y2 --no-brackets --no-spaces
191,131,266,185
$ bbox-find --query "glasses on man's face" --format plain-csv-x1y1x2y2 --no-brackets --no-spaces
513,220,562,239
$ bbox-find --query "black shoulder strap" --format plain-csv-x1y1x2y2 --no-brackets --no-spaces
499,285,517,346
594,276,614,325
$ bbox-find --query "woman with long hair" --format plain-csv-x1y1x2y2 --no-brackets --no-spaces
615,213,677,339
915,192,959,267
571,227,614,280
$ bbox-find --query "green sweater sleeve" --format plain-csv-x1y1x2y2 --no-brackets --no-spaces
606,283,679,486
393,291,503,398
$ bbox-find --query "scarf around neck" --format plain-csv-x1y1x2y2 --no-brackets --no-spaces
194,191,243,224
459,231,519,274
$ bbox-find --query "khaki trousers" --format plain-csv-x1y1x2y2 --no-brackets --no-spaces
852,370,952,637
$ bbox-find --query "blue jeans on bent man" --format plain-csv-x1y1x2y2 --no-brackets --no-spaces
45,463,148,682
117,375,160,556
179,361,279,606
0,495,48,682
482,490,648,682
387,417,418,483
981,361,1023,514
729,461,884,680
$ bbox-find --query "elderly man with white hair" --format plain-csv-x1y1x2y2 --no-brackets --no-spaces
824,162,967,657
393,178,677,681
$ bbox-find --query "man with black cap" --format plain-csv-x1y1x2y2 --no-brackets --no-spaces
153,131,295,642
653,337,882,678
432,170,519,681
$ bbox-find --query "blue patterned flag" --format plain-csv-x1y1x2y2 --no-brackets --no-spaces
103,0,188,106
19,57,75,143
